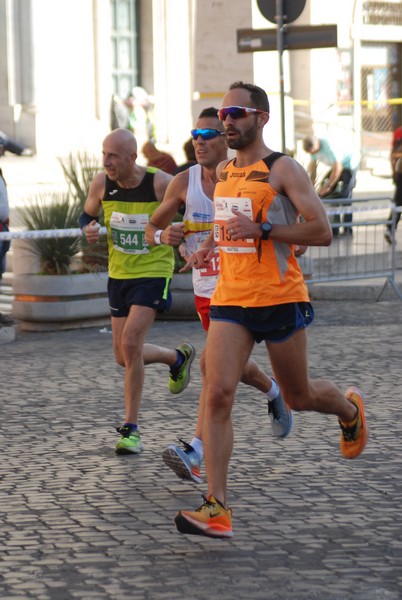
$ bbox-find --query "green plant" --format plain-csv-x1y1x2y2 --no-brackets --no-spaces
19,193,82,275
58,150,108,273
58,151,101,210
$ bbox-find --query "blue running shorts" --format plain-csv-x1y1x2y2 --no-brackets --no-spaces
209,302,314,343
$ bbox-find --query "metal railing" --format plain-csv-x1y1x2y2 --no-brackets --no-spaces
1,203,401,301
298,199,402,301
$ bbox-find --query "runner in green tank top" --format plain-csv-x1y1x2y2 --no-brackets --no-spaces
79,128,195,454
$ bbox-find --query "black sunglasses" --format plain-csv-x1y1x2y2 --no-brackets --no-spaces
218,106,266,121
190,128,225,140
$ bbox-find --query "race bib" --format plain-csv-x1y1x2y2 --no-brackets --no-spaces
200,250,220,277
110,211,149,254
214,197,256,253
190,231,220,276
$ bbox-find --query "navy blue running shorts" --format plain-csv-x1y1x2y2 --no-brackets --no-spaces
108,277,172,317
209,302,314,343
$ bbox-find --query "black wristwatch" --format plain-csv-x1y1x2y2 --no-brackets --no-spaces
260,222,272,240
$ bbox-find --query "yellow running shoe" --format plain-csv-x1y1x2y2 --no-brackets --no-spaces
168,342,196,394
339,386,368,459
175,495,233,538
115,425,144,454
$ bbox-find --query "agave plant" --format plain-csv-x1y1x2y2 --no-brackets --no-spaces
19,193,82,275
58,150,108,272
58,151,102,209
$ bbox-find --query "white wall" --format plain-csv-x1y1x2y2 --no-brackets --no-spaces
150,0,254,164
32,0,110,158
251,0,295,152
151,0,192,159
191,0,253,119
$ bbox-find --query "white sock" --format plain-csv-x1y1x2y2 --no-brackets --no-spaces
190,437,204,461
266,378,280,401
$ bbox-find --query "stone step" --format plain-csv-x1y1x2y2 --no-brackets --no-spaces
0,272,13,315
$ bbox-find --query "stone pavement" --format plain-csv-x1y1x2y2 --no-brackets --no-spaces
1,300,402,600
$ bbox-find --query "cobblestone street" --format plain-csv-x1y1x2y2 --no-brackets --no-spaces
1,300,402,599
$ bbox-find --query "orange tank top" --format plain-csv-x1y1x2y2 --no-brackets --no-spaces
212,153,309,307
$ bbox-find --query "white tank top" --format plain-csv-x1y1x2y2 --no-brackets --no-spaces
182,164,219,298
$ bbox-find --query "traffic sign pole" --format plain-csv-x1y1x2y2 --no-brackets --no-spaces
276,0,286,152
241,0,337,154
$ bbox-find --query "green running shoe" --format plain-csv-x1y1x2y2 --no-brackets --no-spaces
168,342,196,394
115,425,144,454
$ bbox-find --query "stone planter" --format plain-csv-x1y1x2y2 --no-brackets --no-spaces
11,238,110,331
11,239,41,277
14,272,197,328
11,241,197,329
12,272,110,331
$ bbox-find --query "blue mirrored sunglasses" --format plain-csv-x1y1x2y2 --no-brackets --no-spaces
191,128,225,140
218,106,266,121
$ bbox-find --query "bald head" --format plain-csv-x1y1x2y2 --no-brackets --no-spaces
103,128,137,155
102,128,140,183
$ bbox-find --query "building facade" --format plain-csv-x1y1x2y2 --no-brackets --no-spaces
0,0,401,168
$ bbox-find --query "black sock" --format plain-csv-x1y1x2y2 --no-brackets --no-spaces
170,350,184,372
123,422,137,430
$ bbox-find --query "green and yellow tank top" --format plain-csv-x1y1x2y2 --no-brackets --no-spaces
101,169,174,280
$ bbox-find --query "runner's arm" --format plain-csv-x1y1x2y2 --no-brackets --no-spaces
145,171,188,246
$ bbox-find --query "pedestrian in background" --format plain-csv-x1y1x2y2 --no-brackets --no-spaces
0,167,14,325
142,140,178,175
173,137,197,174
385,126,402,244
0,130,33,157
303,135,359,236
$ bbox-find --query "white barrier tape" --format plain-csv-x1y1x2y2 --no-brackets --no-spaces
0,206,400,241
0,227,108,241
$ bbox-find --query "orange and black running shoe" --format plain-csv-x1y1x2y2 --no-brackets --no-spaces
339,386,368,459
175,495,233,538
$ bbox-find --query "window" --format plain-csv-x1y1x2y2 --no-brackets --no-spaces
363,1,402,26
110,0,140,99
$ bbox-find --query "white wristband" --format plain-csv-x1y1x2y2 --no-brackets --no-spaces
154,229,163,245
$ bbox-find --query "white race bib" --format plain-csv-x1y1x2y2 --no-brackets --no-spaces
110,212,149,254
214,197,256,254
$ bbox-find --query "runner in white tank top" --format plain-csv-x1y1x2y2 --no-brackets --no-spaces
182,163,218,299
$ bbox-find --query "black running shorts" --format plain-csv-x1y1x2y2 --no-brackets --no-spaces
108,277,172,317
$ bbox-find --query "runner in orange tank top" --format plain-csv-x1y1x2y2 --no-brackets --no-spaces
213,155,309,307
173,82,368,540
145,107,294,488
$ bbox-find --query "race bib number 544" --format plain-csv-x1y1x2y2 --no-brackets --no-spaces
214,197,256,254
110,211,149,254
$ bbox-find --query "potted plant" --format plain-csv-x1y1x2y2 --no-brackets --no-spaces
59,151,108,272
11,152,110,330
15,192,82,275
